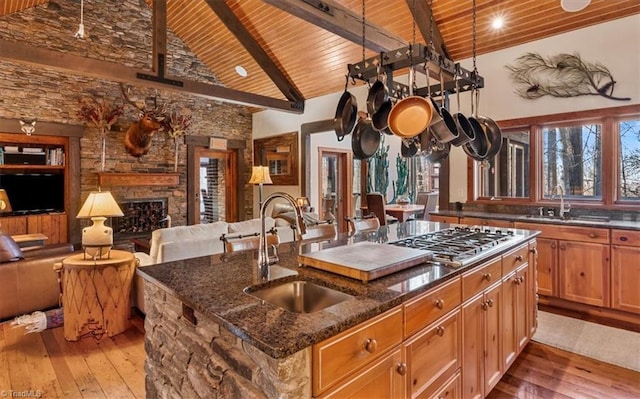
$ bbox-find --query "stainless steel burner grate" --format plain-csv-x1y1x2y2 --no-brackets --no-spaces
389,226,515,266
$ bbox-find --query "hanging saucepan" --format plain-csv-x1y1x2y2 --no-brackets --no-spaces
367,61,389,116
401,137,419,158
372,98,393,131
387,67,434,139
450,72,475,146
475,115,503,159
425,141,451,163
352,118,382,160
428,74,459,143
466,116,487,156
333,75,358,142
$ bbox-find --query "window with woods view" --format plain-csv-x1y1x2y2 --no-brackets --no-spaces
476,110,640,205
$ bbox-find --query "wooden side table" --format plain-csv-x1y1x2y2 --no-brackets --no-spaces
56,250,136,341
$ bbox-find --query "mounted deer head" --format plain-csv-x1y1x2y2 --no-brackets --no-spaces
120,83,165,158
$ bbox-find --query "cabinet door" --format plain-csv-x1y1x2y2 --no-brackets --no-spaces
483,283,503,395
424,371,460,399
0,216,27,235
558,241,610,307
611,245,640,314
27,213,67,244
535,238,556,297
527,241,538,338
320,347,406,399
462,294,484,399
501,257,534,370
405,310,461,398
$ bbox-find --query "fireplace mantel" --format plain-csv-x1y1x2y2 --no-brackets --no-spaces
97,172,180,187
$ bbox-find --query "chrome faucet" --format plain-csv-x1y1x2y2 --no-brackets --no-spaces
552,184,571,219
258,192,307,280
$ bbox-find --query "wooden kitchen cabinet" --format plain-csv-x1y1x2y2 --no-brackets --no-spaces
462,282,503,399
312,307,403,396
429,215,459,224
0,212,67,244
611,229,640,314
502,263,530,369
319,346,406,399
459,217,513,229
425,371,461,399
405,310,461,398
534,237,556,296
527,241,538,338
558,240,610,307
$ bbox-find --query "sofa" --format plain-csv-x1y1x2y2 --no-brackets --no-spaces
132,217,296,313
0,240,76,321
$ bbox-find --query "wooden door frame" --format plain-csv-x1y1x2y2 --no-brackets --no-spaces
186,136,246,224
318,147,352,233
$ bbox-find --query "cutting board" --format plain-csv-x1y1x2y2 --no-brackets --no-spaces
298,242,431,282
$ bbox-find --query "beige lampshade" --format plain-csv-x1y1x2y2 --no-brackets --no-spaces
248,166,273,185
77,190,124,219
0,189,12,213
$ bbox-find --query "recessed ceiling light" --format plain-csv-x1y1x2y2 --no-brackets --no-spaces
561,0,591,12
235,65,247,77
491,17,504,30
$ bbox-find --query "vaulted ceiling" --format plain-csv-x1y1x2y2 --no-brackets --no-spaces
2,0,639,112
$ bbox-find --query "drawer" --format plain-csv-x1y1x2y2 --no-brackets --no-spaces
612,229,640,247
462,258,502,301
423,371,461,399
460,217,513,228
502,243,529,275
429,215,459,224
405,310,461,399
312,306,403,396
404,277,461,338
513,222,610,244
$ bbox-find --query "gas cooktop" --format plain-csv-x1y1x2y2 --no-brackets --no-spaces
389,226,517,267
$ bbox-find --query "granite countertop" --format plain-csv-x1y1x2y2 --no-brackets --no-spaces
432,210,640,231
138,221,538,359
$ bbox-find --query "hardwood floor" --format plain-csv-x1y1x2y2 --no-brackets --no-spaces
1,313,638,399
0,315,146,398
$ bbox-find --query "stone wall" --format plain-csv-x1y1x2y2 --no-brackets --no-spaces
0,0,254,230
144,279,311,398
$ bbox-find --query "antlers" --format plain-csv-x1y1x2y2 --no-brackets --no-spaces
120,83,166,157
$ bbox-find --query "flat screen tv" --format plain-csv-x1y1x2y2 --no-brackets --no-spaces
0,173,65,214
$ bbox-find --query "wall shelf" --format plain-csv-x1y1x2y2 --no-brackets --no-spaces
97,173,180,187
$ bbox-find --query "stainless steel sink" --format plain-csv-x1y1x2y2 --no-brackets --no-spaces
245,280,354,313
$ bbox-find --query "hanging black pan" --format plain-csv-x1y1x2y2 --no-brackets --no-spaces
475,115,503,159
352,118,381,160
401,137,419,158
333,76,358,142
367,56,389,116
371,98,393,131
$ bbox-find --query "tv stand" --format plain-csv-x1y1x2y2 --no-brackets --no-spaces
0,133,68,244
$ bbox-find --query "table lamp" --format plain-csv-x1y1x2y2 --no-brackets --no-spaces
77,190,124,258
0,189,12,213
248,166,273,208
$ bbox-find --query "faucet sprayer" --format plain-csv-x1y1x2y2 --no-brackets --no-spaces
258,192,307,280
552,184,571,219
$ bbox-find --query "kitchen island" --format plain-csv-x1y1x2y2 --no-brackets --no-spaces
138,221,539,398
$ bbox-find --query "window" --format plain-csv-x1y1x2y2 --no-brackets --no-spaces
619,118,640,200
541,123,602,200
471,105,640,208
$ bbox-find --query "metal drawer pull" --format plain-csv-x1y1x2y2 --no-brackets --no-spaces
396,362,407,376
620,236,628,242
530,248,538,255
482,273,492,281
364,338,377,353
435,299,445,309
481,301,488,310
589,233,597,238
486,299,494,307
515,255,523,262
436,326,445,336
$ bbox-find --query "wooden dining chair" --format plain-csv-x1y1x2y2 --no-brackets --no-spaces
365,192,398,226
345,214,380,234
300,221,337,242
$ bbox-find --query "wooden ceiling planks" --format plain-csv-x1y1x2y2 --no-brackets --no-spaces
1,0,638,105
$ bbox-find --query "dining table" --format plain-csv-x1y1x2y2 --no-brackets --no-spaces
384,204,425,222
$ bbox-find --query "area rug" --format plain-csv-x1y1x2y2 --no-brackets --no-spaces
532,311,640,372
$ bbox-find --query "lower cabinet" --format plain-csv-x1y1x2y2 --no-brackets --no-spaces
428,371,461,399
318,346,406,399
558,240,610,307
405,310,461,398
502,263,530,369
0,213,67,244
461,282,503,399
611,229,640,315
534,237,556,297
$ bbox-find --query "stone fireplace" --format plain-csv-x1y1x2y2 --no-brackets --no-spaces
114,198,168,240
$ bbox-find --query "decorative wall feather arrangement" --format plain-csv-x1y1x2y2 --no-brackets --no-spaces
506,52,630,101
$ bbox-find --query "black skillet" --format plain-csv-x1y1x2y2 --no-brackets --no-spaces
352,118,382,160
333,77,358,141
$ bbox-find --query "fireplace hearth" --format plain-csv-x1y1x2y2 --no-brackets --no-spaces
114,198,168,238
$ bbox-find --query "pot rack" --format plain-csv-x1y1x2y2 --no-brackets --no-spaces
347,43,483,101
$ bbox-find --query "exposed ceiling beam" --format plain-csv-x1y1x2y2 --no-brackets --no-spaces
406,0,450,60
0,39,302,113
152,0,168,73
262,0,407,53
203,0,305,108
